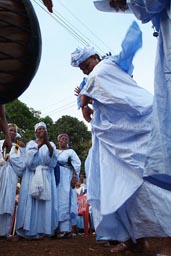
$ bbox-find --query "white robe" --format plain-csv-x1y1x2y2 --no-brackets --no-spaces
16,140,58,238
82,59,171,241
128,0,171,174
0,141,26,236
56,149,81,232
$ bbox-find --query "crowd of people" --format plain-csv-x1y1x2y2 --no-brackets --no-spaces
0,122,83,240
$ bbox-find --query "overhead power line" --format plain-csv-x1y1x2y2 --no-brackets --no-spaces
33,0,110,56
57,0,113,53
31,0,113,118
43,100,76,116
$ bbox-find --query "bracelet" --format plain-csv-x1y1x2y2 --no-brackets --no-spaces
83,105,88,109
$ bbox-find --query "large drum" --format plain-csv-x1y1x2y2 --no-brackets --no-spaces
0,0,42,104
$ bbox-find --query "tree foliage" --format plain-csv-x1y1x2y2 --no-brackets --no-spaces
3,99,91,173
4,100,39,142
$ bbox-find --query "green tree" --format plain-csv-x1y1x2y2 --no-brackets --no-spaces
4,100,39,142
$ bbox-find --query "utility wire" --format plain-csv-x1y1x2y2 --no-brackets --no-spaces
40,96,74,111
52,8,108,55
43,101,76,116
33,0,90,47
33,0,108,55
57,0,113,53
32,0,112,117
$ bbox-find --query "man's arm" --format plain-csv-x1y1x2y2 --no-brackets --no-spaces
80,95,93,123
0,105,12,150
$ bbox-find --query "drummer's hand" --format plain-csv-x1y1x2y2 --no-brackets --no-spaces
42,0,53,13
109,0,128,12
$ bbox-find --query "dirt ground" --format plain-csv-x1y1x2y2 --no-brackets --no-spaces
0,234,171,256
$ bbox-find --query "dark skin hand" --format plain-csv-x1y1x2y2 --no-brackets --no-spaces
74,86,81,96
42,0,53,13
16,140,25,148
109,0,128,12
36,128,53,157
80,95,93,123
74,86,93,104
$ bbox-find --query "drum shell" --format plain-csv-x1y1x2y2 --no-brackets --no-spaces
0,0,42,103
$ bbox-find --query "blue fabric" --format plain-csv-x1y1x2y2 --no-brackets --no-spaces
144,174,171,191
54,157,77,186
111,21,142,76
127,1,171,175
127,0,169,31
54,161,60,186
77,77,87,109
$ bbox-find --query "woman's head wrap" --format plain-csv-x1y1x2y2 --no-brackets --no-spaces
34,121,47,132
93,0,131,13
8,123,17,129
57,133,69,141
71,47,97,67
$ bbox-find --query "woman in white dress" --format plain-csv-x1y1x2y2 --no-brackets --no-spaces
70,21,171,253
16,122,58,239
55,133,81,238
0,123,25,238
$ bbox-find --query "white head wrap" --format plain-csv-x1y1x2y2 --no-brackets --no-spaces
57,133,69,141
71,47,97,67
93,0,131,13
34,121,47,132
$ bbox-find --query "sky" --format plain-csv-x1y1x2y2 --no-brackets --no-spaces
19,0,157,128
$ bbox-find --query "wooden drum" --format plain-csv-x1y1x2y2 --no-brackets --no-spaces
0,0,42,104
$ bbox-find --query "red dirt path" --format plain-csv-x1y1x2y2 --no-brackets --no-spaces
0,235,171,256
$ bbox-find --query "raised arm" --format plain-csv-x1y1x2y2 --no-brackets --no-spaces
0,105,12,150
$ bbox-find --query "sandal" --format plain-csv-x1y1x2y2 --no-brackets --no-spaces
110,242,128,253
96,240,110,247
57,232,72,239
